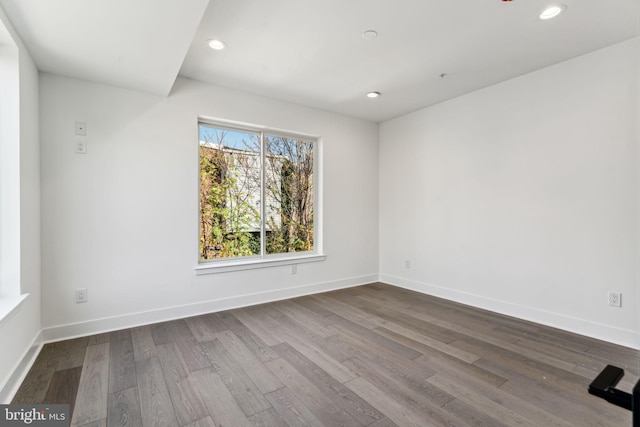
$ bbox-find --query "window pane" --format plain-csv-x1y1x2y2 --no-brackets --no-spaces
264,135,314,255
199,125,261,260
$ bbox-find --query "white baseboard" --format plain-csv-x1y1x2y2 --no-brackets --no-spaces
42,275,378,343
0,330,43,404
380,274,640,350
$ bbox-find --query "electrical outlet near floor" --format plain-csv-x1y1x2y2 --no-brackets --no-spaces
608,291,621,308
76,288,88,304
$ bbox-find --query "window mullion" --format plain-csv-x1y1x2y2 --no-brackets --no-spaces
260,132,266,257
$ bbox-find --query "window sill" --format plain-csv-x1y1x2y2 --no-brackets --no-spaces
195,254,326,275
0,294,29,326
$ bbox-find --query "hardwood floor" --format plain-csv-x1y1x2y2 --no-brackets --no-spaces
12,283,639,426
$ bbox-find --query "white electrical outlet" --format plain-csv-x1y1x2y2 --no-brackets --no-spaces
76,288,88,303
291,264,297,275
76,140,87,154
608,291,621,307
404,260,411,269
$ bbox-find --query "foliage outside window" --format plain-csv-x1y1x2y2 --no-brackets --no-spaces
199,122,316,262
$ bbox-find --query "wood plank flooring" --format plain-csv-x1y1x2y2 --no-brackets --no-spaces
12,283,639,426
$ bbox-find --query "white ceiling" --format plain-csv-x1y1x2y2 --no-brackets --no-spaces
1,0,638,122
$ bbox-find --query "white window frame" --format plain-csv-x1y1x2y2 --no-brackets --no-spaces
195,118,325,275
0,18,29,323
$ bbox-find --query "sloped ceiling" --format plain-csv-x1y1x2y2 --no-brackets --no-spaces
0,0,209,96
1,0,638,121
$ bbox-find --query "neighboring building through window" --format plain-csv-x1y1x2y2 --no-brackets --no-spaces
199,122,317,264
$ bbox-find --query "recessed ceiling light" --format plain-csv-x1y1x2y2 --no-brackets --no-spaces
362,30,378,40
366,91,381,98
208,39,226,50
539,4,566,20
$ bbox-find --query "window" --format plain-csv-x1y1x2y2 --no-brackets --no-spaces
197,120,322,272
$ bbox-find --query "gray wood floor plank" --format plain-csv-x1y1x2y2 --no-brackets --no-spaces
398,301,587,375
76,419,107,427
12,344,60,404
200,312,230,334
481,357,631,426
310,294,380,329
43,366,82,417
108,330,136,394
355,298,467,344
191,367,253,427
182,417,216,427
215,311,280,363
390,298,524,346
273,329,358,384
325,331,436,384
272,342,384,426
72,343,110,426
329,316,423,360
55,337,89,371
414,351,507,390
270,313,354,363
453,338,589,397
247,408,289,427
272,301,336,338
342,356,457,425
130,326,157,362
441,398,512,427
214,330,283,394
467,331,579,373
585,343,640,376
184,315,224,342
428,374,540,427
264,387,325,427
156,342,209,426
365,418,399,427
434,367,574,427
344,377,434,427
150,322,172,346
201,339,272,417
492,324,587,350
87,333,111,346
289,297,336,318
107,387,143,427
370,322,479,364
515,337,611,373
264,357,361,426
135,356,179,427
232,307,285,347
384,289,530,337
166,320,212,372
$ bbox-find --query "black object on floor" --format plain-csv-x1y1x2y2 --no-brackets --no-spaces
589,364,639,426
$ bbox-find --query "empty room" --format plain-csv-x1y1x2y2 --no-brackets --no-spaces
0,0,638,426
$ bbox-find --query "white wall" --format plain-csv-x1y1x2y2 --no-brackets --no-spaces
0,5,41,402
40,74,379,339
379,38,639,348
